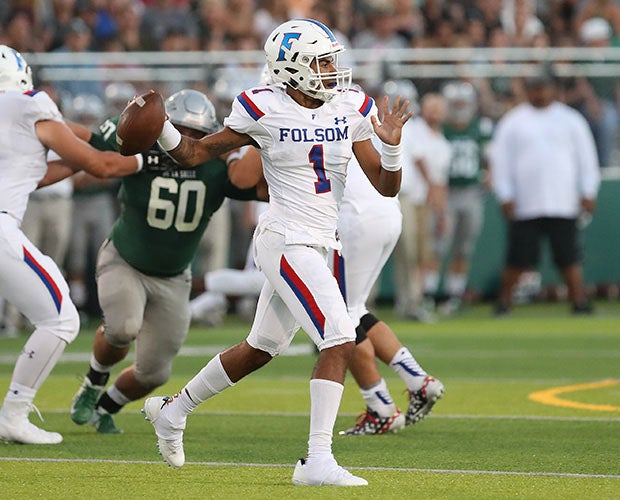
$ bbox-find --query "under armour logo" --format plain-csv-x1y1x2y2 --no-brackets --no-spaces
146,155,159,165
21,349,35,359
334,116,347,125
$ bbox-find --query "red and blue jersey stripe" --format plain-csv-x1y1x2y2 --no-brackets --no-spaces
24,90,40,97
237,92,265,121
23,246,63,313
358,94,374,117
280,255,326,338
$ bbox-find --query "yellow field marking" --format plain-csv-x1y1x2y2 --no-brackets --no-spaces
529,379,620,412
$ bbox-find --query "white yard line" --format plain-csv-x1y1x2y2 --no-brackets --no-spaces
0,456,618,480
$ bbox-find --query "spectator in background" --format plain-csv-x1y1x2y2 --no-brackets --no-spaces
52,17,103,99
352,0,409,88
500,0,544,47
140,0,199,51
574,17,619,167
110,0,143,51
574,0,620,41
491,66,600,316
46,0,81,52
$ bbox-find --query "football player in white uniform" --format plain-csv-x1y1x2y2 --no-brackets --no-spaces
0,45,143,444
335,134,445,436
142,19,412,486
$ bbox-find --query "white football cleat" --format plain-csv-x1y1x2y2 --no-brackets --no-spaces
292,457,368,486
142,396,186,468
0,399,62,444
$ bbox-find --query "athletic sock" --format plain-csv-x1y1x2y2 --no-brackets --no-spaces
390,347,428,392
307,379,343,462
86,354,112,386
179,353,235,413
360,378,396,418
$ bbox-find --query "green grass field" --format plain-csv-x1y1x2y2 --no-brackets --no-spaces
1,301,619,499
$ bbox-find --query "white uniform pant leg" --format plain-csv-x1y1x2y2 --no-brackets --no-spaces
335,204,402,326
0,216,79,392
247,227,355,356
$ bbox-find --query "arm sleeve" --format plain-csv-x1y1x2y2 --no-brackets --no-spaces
573,115,601,199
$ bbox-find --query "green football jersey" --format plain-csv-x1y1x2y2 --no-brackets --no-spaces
90,118,258,276
443,117,493,187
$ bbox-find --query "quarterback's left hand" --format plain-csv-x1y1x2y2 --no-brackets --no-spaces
371,95,414,145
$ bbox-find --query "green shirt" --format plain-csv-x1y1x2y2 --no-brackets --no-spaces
443,117,493,187
90,118,258,276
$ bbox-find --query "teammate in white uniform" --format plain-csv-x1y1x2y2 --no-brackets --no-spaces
0,45,143,444
141,19,412,486
334,135,445,435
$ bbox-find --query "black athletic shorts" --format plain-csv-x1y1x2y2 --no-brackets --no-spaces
506,217,581,268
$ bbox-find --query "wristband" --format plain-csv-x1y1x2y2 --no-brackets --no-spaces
157,120,182,151
381,142,402,172
133,153,144,172
225,149,245,166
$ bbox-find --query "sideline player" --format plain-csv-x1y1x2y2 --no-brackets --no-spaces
69,89,266,434
139,19,412,486
0,45,142,444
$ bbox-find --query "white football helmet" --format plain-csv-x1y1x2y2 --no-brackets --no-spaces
442,81,477,125
382,79,419,114
264,18,351,102
165,89,221,134
0,45,33,92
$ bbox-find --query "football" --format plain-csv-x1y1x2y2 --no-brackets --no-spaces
116,91,165,156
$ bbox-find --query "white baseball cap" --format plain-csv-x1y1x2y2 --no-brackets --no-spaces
580,17,612,43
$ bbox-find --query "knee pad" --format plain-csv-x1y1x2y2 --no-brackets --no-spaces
359,313,380,334
102,319,141,348
355,324,367,345
134,365,171,391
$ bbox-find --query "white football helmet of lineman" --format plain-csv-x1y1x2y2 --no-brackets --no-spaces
442,81,477,125
264,18,352,103
165,89,221,134
0,45,33,92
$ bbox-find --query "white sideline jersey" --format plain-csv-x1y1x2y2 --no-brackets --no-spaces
225,84,376,250
0,90,63,223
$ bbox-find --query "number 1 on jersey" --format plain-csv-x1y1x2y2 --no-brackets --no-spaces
309,144,331,194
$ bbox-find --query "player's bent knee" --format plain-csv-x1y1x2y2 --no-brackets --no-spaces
38,303,80,343
135,368,170,390
102,318,142,347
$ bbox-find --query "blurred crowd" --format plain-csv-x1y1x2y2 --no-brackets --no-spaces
1,0,618,332
3,1,620,54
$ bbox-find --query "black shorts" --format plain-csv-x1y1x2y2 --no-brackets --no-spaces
506,217,581,269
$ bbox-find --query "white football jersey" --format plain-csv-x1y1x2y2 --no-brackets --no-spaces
225,84,376,249
0,89,63,222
